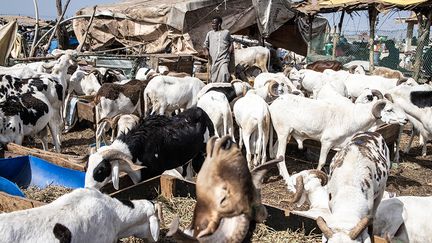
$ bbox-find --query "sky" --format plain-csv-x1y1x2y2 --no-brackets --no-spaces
0,0,118,20
0,0,418,39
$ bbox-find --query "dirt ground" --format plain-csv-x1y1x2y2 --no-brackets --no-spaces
21,120,432,241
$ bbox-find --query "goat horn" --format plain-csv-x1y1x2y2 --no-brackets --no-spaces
308,169,328,186
348,65,358,74
370,89,384,99
396,77,408,86
267,80,280,97
230,79,243,84
166,216,198,242
198,214,250,243
155,202,165,228
251,156,283,190
99,149,145,171
384,93,393,103
316,216,334,239
348,216,371,240
288,175,304,203
372,100,387,119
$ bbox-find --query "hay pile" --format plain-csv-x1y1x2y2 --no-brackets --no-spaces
120,196,321,243
22,185,73,203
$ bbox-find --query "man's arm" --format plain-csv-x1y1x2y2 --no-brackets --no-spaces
203,32,210,58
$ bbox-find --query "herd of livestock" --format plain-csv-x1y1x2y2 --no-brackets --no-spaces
0,46,431,242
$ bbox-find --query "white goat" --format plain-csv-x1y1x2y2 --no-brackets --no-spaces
144,76,205,116
233,92,271,168
197,91,235,140
316,132,390,243
374,196,432,243
0,188,161,243
269,94,407,184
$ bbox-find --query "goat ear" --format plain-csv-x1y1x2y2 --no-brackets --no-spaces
251,156,283,189
112,160,120,190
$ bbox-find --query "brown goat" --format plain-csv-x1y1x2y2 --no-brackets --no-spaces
306,60,343,73
372,66,405,80
167,135,282,242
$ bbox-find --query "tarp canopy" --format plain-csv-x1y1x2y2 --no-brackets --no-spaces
73,0,328,55
293,0,431,14
0,21,18,65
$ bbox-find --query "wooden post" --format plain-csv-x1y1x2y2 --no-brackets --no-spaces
332,11,345,60
77,5,97,53
368,5,378,72
45,0,71,52
307,14,314,64
160,175,176,199
29,0,39,57
405,22,414,52
413,11,432,81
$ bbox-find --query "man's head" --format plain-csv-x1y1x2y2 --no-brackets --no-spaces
211,16,222,31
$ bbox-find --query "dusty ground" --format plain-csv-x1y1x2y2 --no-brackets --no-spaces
21,121,432,242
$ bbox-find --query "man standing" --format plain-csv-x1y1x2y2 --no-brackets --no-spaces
203,16,234,83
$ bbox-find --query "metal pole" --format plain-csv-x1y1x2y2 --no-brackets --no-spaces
29,0,40,57
307,14,314,64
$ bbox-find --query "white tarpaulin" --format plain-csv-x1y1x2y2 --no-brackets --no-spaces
0,21,17,65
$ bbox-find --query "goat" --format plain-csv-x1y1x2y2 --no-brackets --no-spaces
167,135,282,242
316,131,390,243
94,79,147,149
374,196,432,243
253,72,302,94
98,113,140,144
196,79,252,103
0,188,161,243
306,60,343,72
372,66,405,81
85,107,214,190
233,92,271,168
144,75,205,116
269,93,407,185
197,91,235,140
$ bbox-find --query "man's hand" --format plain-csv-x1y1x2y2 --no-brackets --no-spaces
204,47,209,58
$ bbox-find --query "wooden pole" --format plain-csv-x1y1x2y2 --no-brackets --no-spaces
77,5,97,53
332,11,345,60
413,11,432,81
29,0,39,57
307,14,314,64
405,22,414,52
368,5,378,72
45,0,71,52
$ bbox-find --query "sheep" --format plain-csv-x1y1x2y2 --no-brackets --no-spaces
306,60,343,72
98,113,140,144
233,92,271,168
316,131,391,243
0,91,53,149
386,84,432,157
167,135,282,242
144,75,205,116
0,188,161,243
269,93,407,185
85,107,214,190
374,196,432,243
197,91,235,140
372,66,405,81
94,79,147,149
197,79,252,103
253,72,302,94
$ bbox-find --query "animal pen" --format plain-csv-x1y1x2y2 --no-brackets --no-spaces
292,0,432,82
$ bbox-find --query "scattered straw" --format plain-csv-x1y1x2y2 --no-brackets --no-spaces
120,196,321,243
22,185,72,203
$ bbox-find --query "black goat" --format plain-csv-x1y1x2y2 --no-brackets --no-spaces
85,107,215,190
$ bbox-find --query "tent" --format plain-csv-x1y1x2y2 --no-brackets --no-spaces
73,0,328,55
0,21,18,65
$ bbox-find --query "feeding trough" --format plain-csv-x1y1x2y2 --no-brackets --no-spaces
0,155,85,197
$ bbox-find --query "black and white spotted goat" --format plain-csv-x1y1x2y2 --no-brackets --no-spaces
85,107,214,190
316,131,390,243
0,188,162,242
